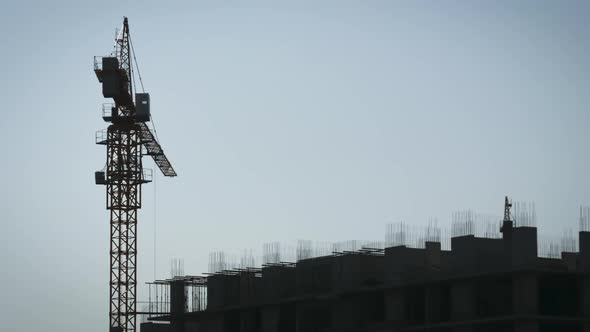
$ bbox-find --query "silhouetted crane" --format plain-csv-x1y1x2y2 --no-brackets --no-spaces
94,17,176,332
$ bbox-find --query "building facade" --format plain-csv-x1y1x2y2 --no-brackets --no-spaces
142,226,590,332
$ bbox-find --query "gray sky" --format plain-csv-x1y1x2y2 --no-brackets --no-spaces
1,1,589,331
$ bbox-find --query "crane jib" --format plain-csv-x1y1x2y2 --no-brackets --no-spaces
138,122,177,177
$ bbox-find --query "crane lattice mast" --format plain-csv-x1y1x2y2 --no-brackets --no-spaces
94,17,177,332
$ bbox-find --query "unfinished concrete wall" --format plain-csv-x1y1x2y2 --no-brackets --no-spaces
333,253,384,292
207,275,240,310
579,230,590,332
239,272,262,306
261,266,296,303
425,242,441,269
296,256,334,295
239,309,260,332
514,319,538,332
562,252,578,271
405,285,426,325
170,280,186,332
140,322,171,332
511,227,538,268
261,306,280,332
513,272,538,320
178,224,590,331
475,276,513,318
278,303,296,332
332,296,362,329
384,288,405,325
223,311,240,332
183,321,196,332
296,301,331,332
582,276,590,332
450,236,477,275
450,280,475,322
424,284,447,324
195,315,224,332
451,236,505,275
580,231,590,272
329,293,384,330
170,280,186,314
384,246,427,285
450,295,475,331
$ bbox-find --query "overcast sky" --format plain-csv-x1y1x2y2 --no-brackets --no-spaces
1,1,589,331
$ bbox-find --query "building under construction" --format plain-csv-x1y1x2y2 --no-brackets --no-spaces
140,200,590,332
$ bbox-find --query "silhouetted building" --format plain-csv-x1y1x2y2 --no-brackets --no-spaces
142,226,590,332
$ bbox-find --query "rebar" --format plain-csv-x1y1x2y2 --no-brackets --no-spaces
513,201,537,227
580,206,590,232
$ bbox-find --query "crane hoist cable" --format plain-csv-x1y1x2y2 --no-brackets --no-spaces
129,35,145,93
129,33,163,143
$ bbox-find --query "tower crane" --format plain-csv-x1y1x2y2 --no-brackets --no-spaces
94,17,177,332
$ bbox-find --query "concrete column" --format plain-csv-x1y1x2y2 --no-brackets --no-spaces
450,281,474,332
332,297,360,329
425,242,441,268
513,273,537,315
385,289,405,323
202,315,224,332
170,281,186,314
582,277,590,332
425,286,442,323
296,302,330,332
514,320,538,332
452,327,473,332
139,323,171,332
580,232,590,332
239,310,258,332
511,227,537,269
170,280,186,332
513,273,538,332
295,303,311,332
261,306,280,332
580,232,590,272
562,252,578,271
450,281,474,320
185,321,198,332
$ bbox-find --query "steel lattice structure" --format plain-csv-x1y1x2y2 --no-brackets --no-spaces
95,17,176,332
107,125,142,332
